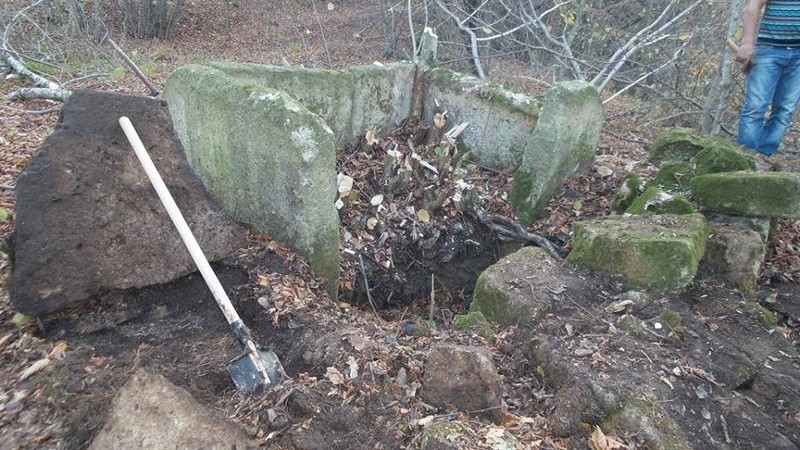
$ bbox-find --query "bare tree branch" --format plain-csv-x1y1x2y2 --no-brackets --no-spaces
108,38,160,96
435,0,486,79
7,87,72,102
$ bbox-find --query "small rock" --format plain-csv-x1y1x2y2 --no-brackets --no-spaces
88,369,255,450
420,344,505,423
420,421,473,450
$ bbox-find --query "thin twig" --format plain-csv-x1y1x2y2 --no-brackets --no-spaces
358,254,379,318
107,38,160,96
429,273,435,321
0,104,60,115
309,0,332,68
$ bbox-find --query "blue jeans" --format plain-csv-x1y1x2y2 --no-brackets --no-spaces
737,44,800,156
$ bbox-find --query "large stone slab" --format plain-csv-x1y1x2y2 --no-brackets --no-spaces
10,90,246,315
164,65,340,296
471,246,589,328
566,214,708,290
423,68,541,171
206,61,415,148
649,127,756,174
89,369,255,450
692,171,800,218
508,80,603,224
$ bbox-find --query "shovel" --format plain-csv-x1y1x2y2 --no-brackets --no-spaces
119,116,284,394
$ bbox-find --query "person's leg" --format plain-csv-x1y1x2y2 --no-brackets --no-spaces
760,49,800,155
737,45,782,153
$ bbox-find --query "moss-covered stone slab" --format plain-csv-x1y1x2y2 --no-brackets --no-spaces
648,127,707,165
423,68,541,171
691,171,800,218
702,227,765,293
651,161,695,190
471,246,589,328
566,214,708,290
509,80,603,224
625,185,696,215
164,65,340,296
206,61,415,148
694,140,755,175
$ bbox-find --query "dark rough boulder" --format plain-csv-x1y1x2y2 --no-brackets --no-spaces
9,90,246,315
419,343,505,423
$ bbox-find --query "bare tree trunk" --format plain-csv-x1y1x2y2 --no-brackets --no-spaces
701,0,745,136
66,0,87,36
384,0,398,58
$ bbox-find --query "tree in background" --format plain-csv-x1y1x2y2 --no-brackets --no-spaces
1,0,770,141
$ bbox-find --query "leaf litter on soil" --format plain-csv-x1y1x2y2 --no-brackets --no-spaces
2,0,800,447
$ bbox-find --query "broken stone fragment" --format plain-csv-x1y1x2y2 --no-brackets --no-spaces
419,420,473,450
471,246,589,328
89,369,255,450
702,226,765,293
419,344,504,423
624,185,696,215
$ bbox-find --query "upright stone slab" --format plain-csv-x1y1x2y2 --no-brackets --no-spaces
509,80,603,224
703,227,765,293
206,61,415,147
423,68,542,171
164,65,340,296
567,214,708,290
692,171,800,218
10,91,246,315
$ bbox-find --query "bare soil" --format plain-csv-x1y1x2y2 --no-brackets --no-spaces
1,1,800,449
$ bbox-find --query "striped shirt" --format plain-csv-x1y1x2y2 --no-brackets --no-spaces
758,0,800,46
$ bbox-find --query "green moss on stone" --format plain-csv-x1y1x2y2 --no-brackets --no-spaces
652,162,695,190
612,173,643,213
603,392,690,450
658,309,685,340
471,273,515,325
420,421,473,450
692,171,800,218
695,141,755,176
741,302,779,327
649,127,707,165
625,185,696,215
567,214,708,290
453,311,494,339
427,68,541,117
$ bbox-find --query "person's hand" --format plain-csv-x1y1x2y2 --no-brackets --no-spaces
736,42,755,72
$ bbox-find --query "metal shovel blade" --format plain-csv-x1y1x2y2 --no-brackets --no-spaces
228,347,285,394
